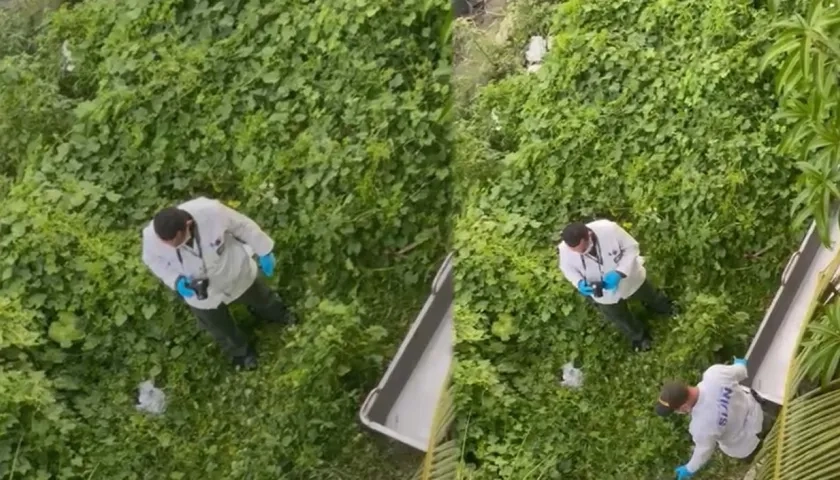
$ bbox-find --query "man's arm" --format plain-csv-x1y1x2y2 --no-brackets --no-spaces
610,222,640,276
142,233,180,290
558,246,585,286
216,201,274,256
685,436,718,473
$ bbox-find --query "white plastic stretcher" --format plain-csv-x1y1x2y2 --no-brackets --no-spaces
359,252,454,451
745,205,840,405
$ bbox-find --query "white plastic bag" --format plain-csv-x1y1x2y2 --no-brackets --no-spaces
559,362,584,389
136,380,167,415
525,36,549,72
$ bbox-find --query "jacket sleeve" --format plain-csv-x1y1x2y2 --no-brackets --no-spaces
558,245,585,286
705,364,749,384
685,435,717,473
217,201,275,256
142,232,180,290
611,222,640,276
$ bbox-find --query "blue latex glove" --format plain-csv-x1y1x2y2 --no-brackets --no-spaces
577,280,594,296
258,252,276,277
603,270,623,291
175,276,195,298
675,465,694,479
733,357,747,367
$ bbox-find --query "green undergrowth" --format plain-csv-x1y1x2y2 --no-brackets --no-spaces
452,0,798,478
0,0,453,478
451,0,558,106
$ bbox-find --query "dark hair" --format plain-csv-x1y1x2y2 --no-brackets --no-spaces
153,207,190,241
561,222,589,247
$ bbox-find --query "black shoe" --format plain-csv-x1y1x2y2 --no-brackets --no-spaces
660,299,679,317
233,346,258,370
632,337,652,352
671,302,681,317
267,309,297,326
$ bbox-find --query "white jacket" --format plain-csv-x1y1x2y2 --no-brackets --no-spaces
557,219,646,305
141,197,274,310
686,364,764,472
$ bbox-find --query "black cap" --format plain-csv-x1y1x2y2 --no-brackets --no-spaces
655,380,689,416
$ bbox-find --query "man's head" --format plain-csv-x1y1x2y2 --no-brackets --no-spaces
655,380,698,416
153,207,193,247
561,222,592,253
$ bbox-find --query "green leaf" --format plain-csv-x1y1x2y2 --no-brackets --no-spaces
761,35,801,72
777,53,803,96
490,314,518,341
47,312,85,348
142,304,158,320
262,71,281,84
170,346,184,359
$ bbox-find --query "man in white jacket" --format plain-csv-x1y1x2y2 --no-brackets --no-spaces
142,197,295,370
557,220,672,351
655,359,777,479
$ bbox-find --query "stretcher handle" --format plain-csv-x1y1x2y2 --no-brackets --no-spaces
782,251,800,285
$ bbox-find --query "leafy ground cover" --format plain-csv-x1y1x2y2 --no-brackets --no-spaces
0,0,453,478
451,0,800,478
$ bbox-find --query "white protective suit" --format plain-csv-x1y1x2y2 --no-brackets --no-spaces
141,197,274,310
557,219,647,305
686,364,764,472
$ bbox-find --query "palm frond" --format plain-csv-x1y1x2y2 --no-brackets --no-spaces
410,369,459,480
753,381,840,480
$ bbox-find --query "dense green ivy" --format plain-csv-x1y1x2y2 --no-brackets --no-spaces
453,0,799,478
0,0,453,478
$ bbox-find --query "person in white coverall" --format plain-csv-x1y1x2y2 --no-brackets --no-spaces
655,359,778,479
142,197,295,370
557,220,673,351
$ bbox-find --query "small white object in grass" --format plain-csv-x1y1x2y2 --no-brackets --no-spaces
525,36,549,66
559,362,584,389
490,110,502,131
60,40,75,73
136,380,167,415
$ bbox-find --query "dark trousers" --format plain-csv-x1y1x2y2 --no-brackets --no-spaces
591,279,672,343
743,391,781,463
189,277,290,359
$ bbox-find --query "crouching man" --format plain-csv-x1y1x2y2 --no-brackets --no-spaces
142,197,295,370
655,358,778,479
